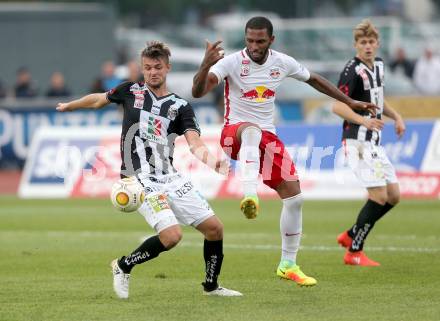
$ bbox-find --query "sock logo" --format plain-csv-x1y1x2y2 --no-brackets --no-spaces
125,250,151,266
285,232,300,236
205,254,217,283
352,224,371,251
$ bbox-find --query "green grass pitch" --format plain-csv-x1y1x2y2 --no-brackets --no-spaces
1,196,439,321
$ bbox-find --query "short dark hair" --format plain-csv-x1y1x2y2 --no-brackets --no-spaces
245,16,273,37
141,41,171,63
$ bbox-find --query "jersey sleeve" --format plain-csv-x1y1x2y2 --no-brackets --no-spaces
337,63,358,97
284,56,311,81
175,103,201,136
106,81,131,104
209,55,234,84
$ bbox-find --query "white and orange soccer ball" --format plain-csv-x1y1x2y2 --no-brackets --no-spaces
110,177,145,212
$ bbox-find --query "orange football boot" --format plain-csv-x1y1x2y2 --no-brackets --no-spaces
344,251,380,266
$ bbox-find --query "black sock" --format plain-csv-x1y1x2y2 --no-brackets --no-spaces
349,199,384,252
376,202,394,222
347,202,395,238
202,239,224,292
118,235,167,273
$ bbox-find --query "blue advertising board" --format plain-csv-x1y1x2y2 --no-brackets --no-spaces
0,106,121,167
276,120,434,171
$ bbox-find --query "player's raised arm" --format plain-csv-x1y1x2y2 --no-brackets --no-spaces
306,72,378,116
184,130,229,176
333,101,384,131
56,93,109,112
192,40,224,98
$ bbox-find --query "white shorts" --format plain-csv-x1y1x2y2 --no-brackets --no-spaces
344,139,398,188
136,173,214,233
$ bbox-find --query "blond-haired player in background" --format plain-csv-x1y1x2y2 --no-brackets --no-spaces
333,19,405,266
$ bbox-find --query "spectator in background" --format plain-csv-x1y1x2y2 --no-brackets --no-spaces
46,72,71,98
413,47,440,95
101,60,121,91
389,47,415,79
14,67,37,98
123,60,143,83
89,78,105,93
90,60,122,93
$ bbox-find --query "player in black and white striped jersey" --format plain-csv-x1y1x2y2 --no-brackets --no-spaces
333,19,406,266
57,41,242,297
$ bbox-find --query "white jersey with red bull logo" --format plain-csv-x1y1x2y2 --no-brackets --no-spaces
210,48,310,133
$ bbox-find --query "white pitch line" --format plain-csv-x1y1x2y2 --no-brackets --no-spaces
0,231,437,253
177,241,440,253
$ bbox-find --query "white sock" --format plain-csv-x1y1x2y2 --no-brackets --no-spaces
280,193,303,263
239,126,262,197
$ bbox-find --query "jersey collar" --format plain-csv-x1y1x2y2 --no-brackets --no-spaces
242,48,272,67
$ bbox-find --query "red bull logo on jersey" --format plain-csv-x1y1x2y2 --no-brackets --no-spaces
240,86,276,103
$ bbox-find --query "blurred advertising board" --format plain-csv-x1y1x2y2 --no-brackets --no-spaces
19,121,440,199
0,105,122,168
303,96,440,122
0,103,221,168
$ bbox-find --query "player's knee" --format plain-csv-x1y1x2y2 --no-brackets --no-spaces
283,193,303,212
240,124,262,142
159,227,183,249
370,193,388,205
387,191,400,205
242,124,261,133
205,221,224,240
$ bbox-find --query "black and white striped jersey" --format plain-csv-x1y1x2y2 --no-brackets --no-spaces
338,57,385,145
107,81,200,177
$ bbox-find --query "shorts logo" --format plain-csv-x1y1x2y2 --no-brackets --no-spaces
146,194,170,212
175,181,193,198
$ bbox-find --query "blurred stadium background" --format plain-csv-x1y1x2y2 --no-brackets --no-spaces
0,0,440,199
1,1,439,321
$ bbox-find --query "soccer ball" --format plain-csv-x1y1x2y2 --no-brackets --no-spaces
110,177,145,212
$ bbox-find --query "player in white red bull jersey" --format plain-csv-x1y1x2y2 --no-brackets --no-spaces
192,16,378,287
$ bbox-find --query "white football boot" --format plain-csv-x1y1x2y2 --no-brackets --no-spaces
111,259,130,299
204,286,243,297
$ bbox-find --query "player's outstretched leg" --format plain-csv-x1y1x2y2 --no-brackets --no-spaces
238,126,262,219
110,235,168,298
